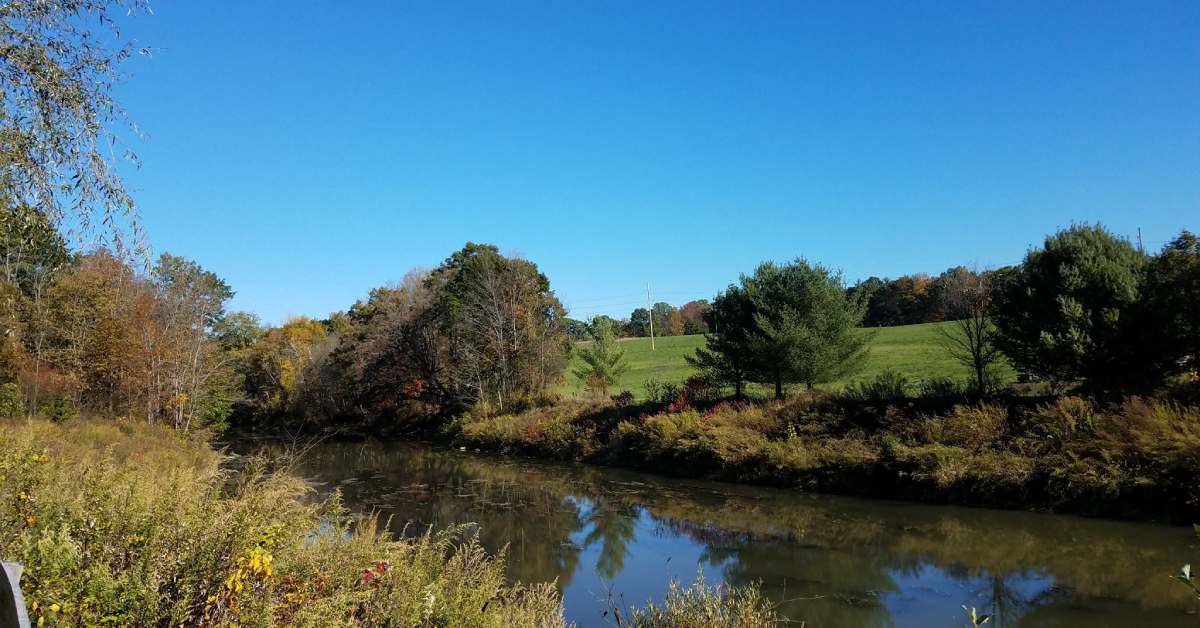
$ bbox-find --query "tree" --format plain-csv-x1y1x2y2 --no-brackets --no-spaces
336,270,450,421
564,318,591,341
150,253,235,430
992,224,1148,394
240,317,330,419
745,260,870,398
937,267,1003,394
42,250,136,412
686,286,756,399
1141,230,1200,378
665,309,685,336
432,243,570,411
213,311,263,351
1,204,70,295
679,300,711,335
572,317,629,396
1,205,70,408
2,0,151,249
628,308,651,337
651,302,677,336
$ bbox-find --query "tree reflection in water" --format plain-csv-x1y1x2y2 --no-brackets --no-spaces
267,440,1199,627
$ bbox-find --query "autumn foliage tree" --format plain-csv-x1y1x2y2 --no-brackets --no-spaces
0,244,239,429
432,243,570,411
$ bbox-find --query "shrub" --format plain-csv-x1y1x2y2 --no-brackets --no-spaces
703,402,781,435
1093,397,1200,463
455,404,598,459
611,391,635,408
925,404,1008,451
844,370,910,402
0,382,24,416
682,375,721,404
1027,396,1097,440
916,377,966,399
622,572,782,628
37,397,77,422
644,379,682,406
0,418,565,626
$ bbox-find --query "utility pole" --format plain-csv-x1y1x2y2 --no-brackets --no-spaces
1137,227,1145,254
646,284,656,351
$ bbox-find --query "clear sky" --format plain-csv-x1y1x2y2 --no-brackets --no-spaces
113,1,1199,324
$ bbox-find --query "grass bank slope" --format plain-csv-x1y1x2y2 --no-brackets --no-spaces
564,322,1014,398
453,394,1200,522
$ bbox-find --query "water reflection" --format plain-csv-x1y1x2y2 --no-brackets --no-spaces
273,441,1199,627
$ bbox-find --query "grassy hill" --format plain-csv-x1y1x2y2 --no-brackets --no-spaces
562,321,1014,399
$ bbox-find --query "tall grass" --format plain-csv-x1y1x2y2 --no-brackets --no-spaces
0,418,780,626
0,418,563,627
614,572,781,628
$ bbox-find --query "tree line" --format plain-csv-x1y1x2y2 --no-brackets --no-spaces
1,207,238,429
853,267,1002,327
566,300,713,341
3,207,1196,432
685,224,1198,400
564,267,1004,341
0,222,574,431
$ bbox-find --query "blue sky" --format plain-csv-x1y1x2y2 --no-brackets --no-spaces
114,1,1199,324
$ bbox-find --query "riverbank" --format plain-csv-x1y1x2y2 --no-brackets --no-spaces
0,418,779,626
446,392,1200,523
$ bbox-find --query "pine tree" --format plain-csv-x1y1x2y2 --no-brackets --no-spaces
745,260,871,398
686,285,756,399
572,317,629,396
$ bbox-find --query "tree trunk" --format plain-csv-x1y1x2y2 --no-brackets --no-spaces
774,375,783,400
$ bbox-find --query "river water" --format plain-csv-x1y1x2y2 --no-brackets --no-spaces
283,441,1198,627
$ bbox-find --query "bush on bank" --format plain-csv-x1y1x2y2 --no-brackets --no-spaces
450,391,1200,521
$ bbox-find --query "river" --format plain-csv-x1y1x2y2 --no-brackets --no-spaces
278,440,1198,627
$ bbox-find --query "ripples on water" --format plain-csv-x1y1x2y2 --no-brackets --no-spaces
268,441,1199,627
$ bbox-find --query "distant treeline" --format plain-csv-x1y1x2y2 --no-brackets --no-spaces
2,203,1197,433
852,268,1005,327
567,300,714,340
567,267,1006,341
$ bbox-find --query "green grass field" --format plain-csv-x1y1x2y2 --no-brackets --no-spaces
562,321,1014,399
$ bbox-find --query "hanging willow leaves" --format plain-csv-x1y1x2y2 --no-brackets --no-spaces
1,0,151,252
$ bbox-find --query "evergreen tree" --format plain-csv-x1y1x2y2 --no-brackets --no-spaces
992,224,1148,394
744,260,871,398
1141,230,1200,379
686,286,756,399
572,317,629,396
